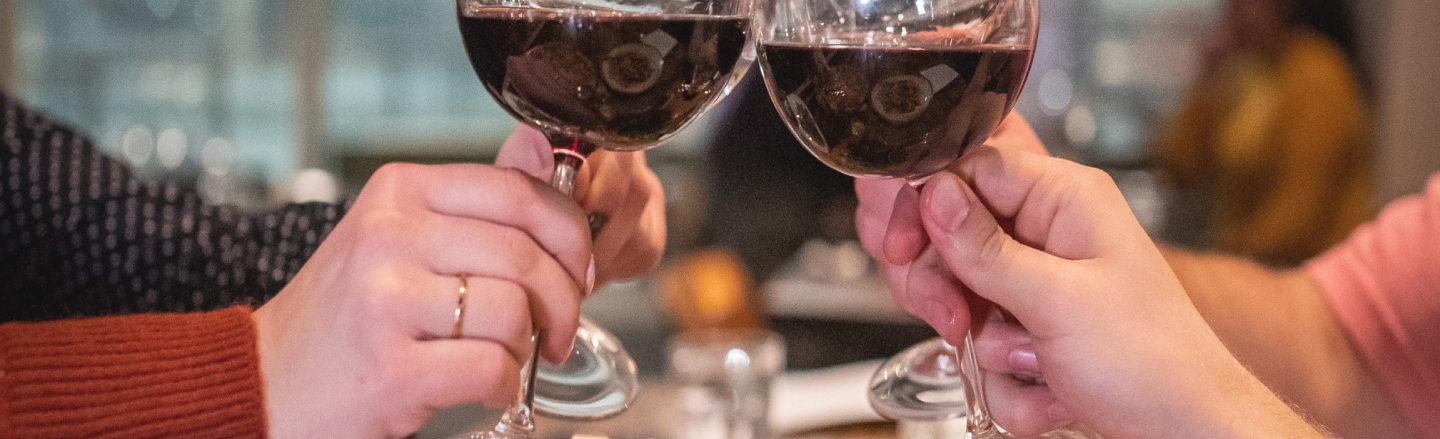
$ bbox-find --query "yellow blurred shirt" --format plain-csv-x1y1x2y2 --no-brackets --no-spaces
1157,29,1374,267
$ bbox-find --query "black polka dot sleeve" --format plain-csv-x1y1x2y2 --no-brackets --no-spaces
0,91,348,322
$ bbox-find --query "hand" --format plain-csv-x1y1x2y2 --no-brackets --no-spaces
254,158,593,439
495,125,666,287
854,113,1046,340
904,147,1328,438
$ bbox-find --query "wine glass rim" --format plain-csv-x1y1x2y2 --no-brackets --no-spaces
459,0,749,16
757,40,1033,49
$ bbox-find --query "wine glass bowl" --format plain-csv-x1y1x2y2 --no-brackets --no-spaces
758,0,1036,181
458,0,754,152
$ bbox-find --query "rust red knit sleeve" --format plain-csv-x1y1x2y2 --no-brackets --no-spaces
1,306,267,439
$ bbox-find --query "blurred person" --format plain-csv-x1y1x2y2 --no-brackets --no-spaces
1154,0,1374,267
0,91,667,438
860,115,1432,438
702,74,857,282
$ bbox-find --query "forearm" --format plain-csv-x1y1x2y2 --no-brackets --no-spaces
1158,245,1420,439
1199,368,1336,439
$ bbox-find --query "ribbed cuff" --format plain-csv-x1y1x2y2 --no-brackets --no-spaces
1,306,267,439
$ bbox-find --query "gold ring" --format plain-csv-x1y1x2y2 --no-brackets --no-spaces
452,275,468,339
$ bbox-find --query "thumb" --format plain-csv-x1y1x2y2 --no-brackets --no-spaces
918,172,1066,322
494,124,553,179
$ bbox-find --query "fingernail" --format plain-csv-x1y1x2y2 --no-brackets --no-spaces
1009,346,1040,373
926,175,970,232
585,256,596,297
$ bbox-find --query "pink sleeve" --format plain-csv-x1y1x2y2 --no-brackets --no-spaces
1307,174,1440,438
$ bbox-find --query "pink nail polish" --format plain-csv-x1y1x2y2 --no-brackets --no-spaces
1009,347,1040,373
585,256,596,296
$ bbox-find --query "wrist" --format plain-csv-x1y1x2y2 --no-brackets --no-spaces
253,298,295,439
1184,360,1331,439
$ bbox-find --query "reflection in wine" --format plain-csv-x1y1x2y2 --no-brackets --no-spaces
459,8,751,151
760,43,1033,180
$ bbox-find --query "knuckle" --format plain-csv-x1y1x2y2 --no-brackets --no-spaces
360,269,404,318
493,282,534,336
503,228,540,270
390,407,433,437
371,162,416,187
354,210,407,252
972,225,1009,274
1076,165,1115,189
499,167,542,204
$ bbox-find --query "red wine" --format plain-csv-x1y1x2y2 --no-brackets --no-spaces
459,8,750,150
758,43,1033,179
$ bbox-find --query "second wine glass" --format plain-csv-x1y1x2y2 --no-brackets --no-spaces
456,0,754,435
756,0,1091,437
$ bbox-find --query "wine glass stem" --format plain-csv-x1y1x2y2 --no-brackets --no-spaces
551,149,586,197
909,180,1003,437
488,147,588,436
490,332,541,436
960,332,1002,437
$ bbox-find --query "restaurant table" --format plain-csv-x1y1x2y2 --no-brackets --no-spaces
414,361,897,439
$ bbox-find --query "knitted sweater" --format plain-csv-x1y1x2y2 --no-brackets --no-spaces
1,306,266,439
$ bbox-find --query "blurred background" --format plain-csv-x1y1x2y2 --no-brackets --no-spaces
2,0,1438,377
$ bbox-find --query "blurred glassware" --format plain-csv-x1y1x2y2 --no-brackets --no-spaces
669,329,786,439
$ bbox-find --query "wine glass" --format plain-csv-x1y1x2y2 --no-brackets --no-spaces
756,0,1088,436
454,0,754,435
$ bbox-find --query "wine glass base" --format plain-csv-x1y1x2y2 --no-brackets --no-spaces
456,426,531,439
533,316,639,421
869,338,969,421
873,340,1100,439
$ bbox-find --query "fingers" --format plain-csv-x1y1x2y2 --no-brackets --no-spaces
982,370,1075,436
971,319,1075,436
854,178,905,260
400,271,535,359
380,163,593,288
576,150,666,285
882,184,927,265
495,124,668,287
952,146,1141,260
973,320,1041,377
855,177,919,263
494,124,553,180
354,163,589,362
410,340,523,409
917,172,1070,327
856,177,969,340
901,248,972,344
408,213,581,362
